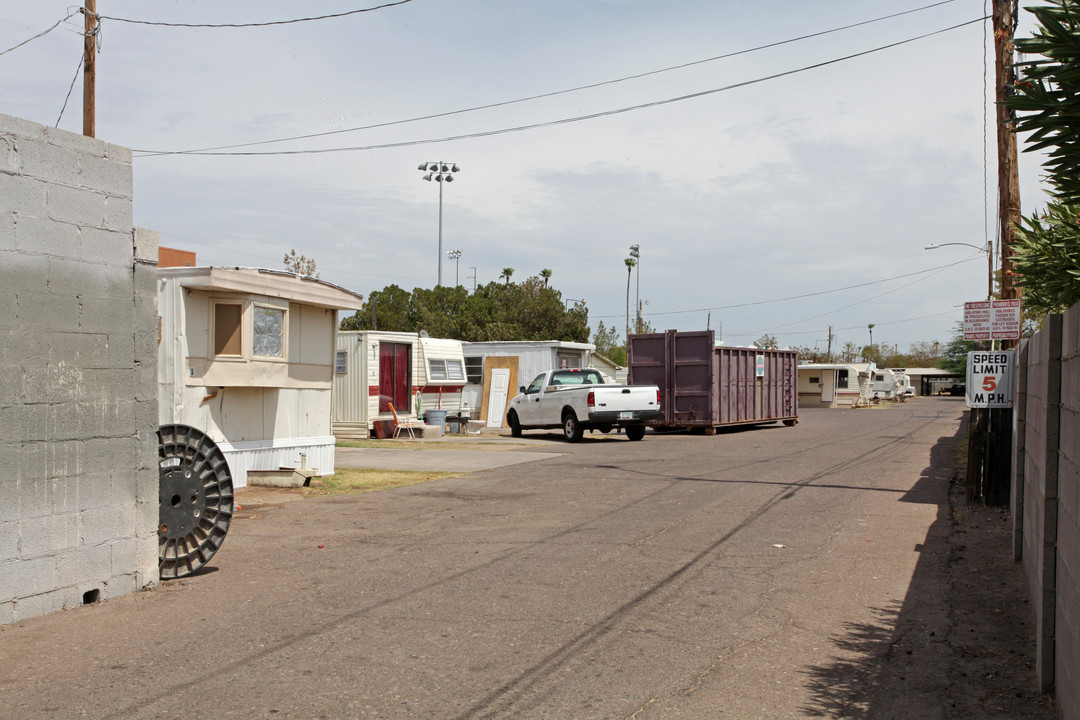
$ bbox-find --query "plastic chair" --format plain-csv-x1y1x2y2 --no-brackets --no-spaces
387,402,421,439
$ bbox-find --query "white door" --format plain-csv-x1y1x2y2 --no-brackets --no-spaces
487,369,510,427
821,371,836,405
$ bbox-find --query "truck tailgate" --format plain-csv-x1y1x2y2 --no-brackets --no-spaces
591,386,655,412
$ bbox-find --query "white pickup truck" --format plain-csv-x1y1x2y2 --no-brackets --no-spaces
506,368,661,442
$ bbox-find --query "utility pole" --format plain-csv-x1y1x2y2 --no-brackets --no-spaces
83,0,97,137
827,325,834,361
970,0,1021,507
995,0,1021,312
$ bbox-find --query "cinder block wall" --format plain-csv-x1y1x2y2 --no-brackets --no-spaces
0,113,159,624
1058,302,1080,718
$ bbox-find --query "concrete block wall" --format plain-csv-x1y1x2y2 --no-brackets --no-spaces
1015,302,1079,719
1057,302,1080,719
0,113,159,625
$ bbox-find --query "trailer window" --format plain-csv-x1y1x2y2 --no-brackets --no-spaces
253,306,285,358
335,351,348,374
837,369,849,389
465,356,483,384
428,358,462,381
213,303,243,356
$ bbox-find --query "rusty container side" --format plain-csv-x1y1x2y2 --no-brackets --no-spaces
629,330,798,430
629,329,717,427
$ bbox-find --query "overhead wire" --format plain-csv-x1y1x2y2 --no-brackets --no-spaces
0,10,80,56
124,0,962,155
723,263,962,339
591,256,980,320
95,0,415,28
55,55,84,127
133,16,988,157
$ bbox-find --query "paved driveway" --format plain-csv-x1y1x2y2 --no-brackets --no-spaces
2,398,1039,719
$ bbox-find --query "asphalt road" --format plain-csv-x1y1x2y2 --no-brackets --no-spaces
0,398,970,719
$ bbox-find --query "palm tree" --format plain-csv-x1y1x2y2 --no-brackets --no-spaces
540,268,552,287
500,267,515,285
625,257,637,342
868,323,875,348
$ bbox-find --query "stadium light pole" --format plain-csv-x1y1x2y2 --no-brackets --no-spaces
447,249,462,287
629,244,641,333
418,162,460,286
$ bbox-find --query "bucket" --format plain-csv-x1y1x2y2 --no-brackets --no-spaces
424,409,447,431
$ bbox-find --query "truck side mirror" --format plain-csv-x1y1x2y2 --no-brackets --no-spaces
519,386,527,394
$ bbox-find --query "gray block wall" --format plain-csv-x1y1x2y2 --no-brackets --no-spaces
1014,301,1080,719
0,113,159,625
1057,302,1079,719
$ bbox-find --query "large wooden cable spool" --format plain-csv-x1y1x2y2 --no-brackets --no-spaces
157,424,234,579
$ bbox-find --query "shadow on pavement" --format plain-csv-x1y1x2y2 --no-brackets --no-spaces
798,414,1058,719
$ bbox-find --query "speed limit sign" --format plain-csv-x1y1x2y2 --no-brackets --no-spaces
966,350,1014,408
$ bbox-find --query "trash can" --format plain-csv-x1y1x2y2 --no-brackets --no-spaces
425,409,447,432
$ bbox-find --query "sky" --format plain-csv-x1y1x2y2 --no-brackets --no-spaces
0,0,1055,353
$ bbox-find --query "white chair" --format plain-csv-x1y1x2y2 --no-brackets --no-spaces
388,402,422,439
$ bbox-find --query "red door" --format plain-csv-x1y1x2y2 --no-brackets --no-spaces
378,343,411,413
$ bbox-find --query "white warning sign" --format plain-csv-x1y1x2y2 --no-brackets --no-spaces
966,350,1013,408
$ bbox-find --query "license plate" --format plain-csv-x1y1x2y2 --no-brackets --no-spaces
618,411,634,420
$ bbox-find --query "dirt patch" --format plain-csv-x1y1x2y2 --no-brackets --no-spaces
942,475,1059,718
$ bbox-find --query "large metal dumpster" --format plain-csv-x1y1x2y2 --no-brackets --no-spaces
628,330,798,432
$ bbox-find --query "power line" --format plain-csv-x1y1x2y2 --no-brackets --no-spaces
591,256,980,320
153,230,433,282
126,0,961,155
95,1,414,29
55,55,84,127
725,264,958,339
0,10,80,56
133,16,987,158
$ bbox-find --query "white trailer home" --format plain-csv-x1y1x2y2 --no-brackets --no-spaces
796,362,875,408
460,340,595,428
332,331,468,438
158,267,364,487
871,368,904,400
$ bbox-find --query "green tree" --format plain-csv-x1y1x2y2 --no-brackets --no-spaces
938,322,976,374
500,267,515,285
755,333,778,349
593,320,626,365
907,340,944,367
793,346,830,363
340,282,588,343
1006,1,1080,314
539,268,552,286
861,345,883,364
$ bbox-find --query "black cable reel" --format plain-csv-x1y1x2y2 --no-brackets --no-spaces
157,424,234,579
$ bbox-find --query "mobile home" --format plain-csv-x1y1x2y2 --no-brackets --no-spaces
158,267,364,487
332,331,467,438
797,362,874,408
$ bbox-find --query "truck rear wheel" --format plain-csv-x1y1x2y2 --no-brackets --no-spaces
563,412,583,443
625,424,646,441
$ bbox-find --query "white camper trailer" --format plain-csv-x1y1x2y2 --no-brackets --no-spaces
332,331,467,438
157,267,364,488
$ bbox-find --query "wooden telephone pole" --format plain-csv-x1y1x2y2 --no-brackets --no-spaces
969,0,1021,506
83,0,97,137
995,0,1021,309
